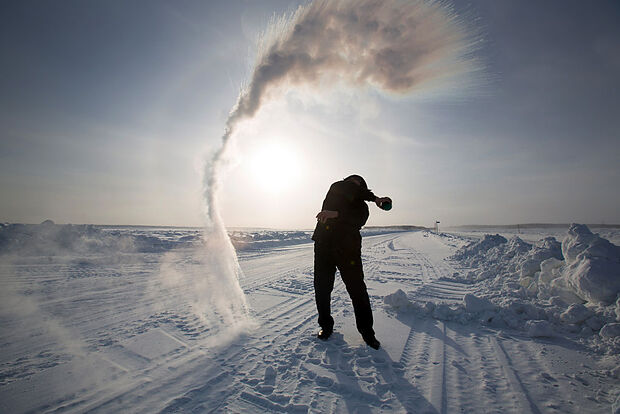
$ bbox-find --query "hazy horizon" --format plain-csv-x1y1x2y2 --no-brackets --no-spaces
4,220,620,231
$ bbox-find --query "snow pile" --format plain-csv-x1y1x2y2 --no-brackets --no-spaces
451,234,509,265
383,289,436,315
463,293,496,313
558,224,620,304
452,233,562,285
229,230,311,250
228,227,412,251
0,222,201,256
383,289,411,310
385,224,620,354
1,223,337,256
451,224,620,308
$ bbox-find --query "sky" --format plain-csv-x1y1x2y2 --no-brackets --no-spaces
1,0,619,229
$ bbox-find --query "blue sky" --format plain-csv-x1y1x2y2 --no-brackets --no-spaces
1,1,619,228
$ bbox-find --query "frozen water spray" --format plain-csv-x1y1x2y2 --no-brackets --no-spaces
200,0,482,325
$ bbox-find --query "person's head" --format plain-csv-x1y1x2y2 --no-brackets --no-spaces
344,174,368,190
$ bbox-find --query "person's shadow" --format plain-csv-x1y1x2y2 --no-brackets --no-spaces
320,333,438,414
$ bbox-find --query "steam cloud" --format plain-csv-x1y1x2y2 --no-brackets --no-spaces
200,0,481,323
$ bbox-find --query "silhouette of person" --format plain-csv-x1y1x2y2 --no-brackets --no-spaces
312,174,391,349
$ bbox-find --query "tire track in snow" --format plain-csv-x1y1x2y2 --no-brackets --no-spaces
429,321,447,414
27,229,589,414
37,244,318,413
490,336,541,414
73,233,369,414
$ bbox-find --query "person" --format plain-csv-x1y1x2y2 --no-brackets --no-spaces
312,174,391,349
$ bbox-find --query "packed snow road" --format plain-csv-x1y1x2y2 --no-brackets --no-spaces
0,228,617,413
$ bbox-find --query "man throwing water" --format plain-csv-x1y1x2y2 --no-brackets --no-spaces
312,175,392,349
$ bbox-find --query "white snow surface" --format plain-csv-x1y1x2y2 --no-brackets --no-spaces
1,223,619,413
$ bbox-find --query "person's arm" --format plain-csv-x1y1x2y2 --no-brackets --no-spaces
361,187,391,209
361,188,377,202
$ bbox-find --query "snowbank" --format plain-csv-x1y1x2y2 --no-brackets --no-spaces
0,222,201,256
451,224,620,307
385,224,620,355
0,222,416,256
229,230,311,250
560,224,620,304
1,223,318,256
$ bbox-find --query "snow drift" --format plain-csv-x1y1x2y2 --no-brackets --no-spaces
451,224,620,306
385,224,620,354
559,224,620,304
0,221,197,256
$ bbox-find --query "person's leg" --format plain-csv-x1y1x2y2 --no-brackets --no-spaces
336,251,375,338
314,242,336,333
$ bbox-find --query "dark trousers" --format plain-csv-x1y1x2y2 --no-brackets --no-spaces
313,237,375,337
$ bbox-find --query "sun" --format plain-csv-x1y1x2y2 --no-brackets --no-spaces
247,143,301,193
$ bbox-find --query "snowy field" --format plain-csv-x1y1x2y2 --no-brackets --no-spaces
1,223,619,413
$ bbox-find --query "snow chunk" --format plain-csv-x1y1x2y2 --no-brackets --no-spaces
463,294,496,313
539,257,563,285
520,237,562,278
549,277,585,304
600,323,620,339
507,301,544,320
584,316,604,331
384,289,411,310
561,224,620,304
559,304,593,325
526,320,555,337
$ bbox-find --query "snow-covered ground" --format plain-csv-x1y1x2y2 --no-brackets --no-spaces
1,223,619,413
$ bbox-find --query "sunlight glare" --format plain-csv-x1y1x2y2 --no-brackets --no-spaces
248,143,301,193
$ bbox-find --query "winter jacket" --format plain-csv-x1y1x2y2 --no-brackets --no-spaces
312,179,376,243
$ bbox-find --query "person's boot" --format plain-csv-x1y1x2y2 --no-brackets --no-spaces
363,334,380,349
317,328,333,340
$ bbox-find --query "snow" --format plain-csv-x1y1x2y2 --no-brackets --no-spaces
561,224,620,304
600,323,620,339
383,289,411,310
560,303,594,325
526,320,555,338
1,223,619,413
463,293,496,313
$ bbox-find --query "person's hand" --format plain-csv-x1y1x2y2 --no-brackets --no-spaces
316,210,338,223
375,197,392,208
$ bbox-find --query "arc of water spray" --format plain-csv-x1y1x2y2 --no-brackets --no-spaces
201,0,482,324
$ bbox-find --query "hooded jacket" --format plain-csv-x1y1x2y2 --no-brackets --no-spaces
312,179,376,242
